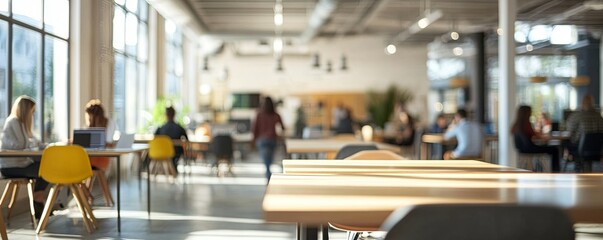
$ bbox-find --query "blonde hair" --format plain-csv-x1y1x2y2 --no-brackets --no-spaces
10,95,36,138
85,99,108,127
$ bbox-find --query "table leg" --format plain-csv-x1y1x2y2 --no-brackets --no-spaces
147,153,151,218
298,224,318,240
117,155,121,232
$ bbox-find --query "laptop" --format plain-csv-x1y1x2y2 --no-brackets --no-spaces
115,133,135,148
73,128,106,149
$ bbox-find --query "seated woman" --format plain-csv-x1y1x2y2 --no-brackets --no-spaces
511,105,560,172
0,95,49,218
85,99,116,171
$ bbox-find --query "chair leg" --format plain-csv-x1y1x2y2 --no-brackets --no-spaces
0,182,15,206
0,208,8,240
96,171,114,206
26,180,38,227
7,184,20,220
0,182,15,222
76,184,98,227
36,185,61,234
69,185,93,233
73,184,98,229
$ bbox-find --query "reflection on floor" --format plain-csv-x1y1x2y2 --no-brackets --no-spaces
2,152,602,239
3,153,348,240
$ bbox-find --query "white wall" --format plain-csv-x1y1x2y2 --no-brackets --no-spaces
204,36,430,123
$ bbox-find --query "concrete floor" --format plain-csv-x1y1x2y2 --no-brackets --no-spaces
2,149,603,239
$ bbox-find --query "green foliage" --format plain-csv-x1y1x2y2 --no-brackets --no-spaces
139,97,190,133
366,85,414,128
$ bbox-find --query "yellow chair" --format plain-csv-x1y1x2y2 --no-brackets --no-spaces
0,178,37,227
149,135,177,179
37,145,97,234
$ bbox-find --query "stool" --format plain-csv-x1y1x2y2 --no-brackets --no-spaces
0,178,37,227
517,153,551,172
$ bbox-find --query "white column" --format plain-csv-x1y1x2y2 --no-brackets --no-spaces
498,0,516,167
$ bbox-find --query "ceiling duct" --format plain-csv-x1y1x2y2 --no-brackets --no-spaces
298,0,338,43
390,9,443,44
535,0,603,25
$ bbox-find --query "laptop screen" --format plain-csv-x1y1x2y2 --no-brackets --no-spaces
73,128,106,149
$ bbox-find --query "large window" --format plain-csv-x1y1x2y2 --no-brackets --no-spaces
164,19,183,98
0,0,69,142
113,0,149,134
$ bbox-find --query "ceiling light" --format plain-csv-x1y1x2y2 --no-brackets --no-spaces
529,76,547,83
570,76,590,86
452,47,463,56
550,25,577,45
385,44,397,55
273,37,283,54
312,53,321,68
340,55,348,71
274,0,283,26
274,14,283,26
390,9,443,43
525,44,534,51
450,31,459,40
417,18,430,29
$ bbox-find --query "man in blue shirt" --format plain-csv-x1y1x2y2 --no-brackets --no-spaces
443,109,483,159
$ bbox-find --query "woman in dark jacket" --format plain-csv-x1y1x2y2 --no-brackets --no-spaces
511,105,559,172
252,97,285,180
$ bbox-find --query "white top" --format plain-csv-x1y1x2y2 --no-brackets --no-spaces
106,119,117,143
0,116,39,168
444,119,483,157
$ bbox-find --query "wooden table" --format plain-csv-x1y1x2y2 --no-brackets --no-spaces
285,139,401,159
0,144,148,233
263,173,603,240
281,159,528,175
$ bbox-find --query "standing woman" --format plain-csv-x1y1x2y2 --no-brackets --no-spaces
252,97,285,180
85,99,116,171
511,105,560,172
0,95,49,217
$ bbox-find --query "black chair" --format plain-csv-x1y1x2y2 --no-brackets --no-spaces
334,144,378,160
575,132,603,172
381,204,575,240
211,134,234,177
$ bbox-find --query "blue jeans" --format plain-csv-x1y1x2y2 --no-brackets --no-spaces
256,138,276,179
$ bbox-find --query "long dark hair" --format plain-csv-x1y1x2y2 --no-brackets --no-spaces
261,97,275,114
85,99,108,128
511,105,532,134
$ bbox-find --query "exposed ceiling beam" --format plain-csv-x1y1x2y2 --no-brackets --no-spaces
339,0,392,35
298,0,338,43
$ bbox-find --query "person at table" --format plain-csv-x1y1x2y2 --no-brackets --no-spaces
154,106,188,174
385,101,415,146
534,111,552,134
511,105,560,172
0,95,49,218
252,96,285,180
443,109,483,160
428,114,449,159
428,114,448,133
85,99,116,171
565,94,603,171
335,108,356,134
